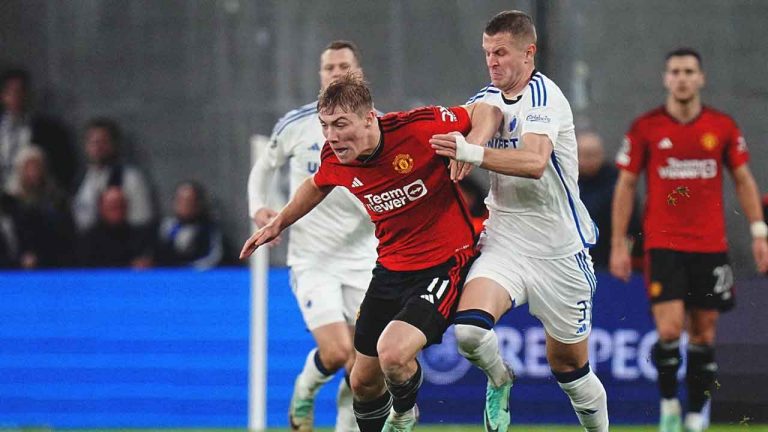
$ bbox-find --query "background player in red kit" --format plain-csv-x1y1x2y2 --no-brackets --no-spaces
240,74,502,432
610,48,768,432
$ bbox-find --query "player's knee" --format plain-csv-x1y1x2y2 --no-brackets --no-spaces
377,342,409,375
656,322,683,342
455,323,491,357
318,342,353,371
350,367,385,400
688,328,716,346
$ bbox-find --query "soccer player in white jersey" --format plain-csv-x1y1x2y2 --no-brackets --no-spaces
431,11,609,432
248,40,377,432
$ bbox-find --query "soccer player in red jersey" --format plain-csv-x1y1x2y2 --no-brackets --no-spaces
241,73,502,432
610,48,768,432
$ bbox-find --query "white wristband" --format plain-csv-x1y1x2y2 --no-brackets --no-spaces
751,221,768,239
454,134,485,166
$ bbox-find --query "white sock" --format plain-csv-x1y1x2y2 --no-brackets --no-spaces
335,377,359,432
455,324,512,387
685,412,705,432
295,348,334,399
660,397,681,416
557,370,609,432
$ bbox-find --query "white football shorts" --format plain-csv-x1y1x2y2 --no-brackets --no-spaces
290,265,372,330
466,236,597,344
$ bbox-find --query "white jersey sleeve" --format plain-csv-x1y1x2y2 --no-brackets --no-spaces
246,107,297,217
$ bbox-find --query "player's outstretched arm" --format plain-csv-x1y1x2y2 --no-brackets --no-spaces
610,170,638,282
730,165,768,273
240,178,333,259
432,102,502,181
464,102,503,145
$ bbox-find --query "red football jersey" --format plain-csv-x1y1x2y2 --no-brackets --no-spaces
313,106,475,271
616,106,750,252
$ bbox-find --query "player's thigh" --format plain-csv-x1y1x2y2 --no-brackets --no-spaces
461,245,521,320
392,249,476,349
354,293,401,358
526,250,595,345
341,268,372,326
311,321,354,359
546,332,589,373
687,308,719,345
646,249,688,305
377,320,428,367
686,252,735,312
291,267,345,330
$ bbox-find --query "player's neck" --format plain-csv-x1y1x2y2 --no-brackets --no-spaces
358,118,382,160
665,95,702,123
501,65,536,99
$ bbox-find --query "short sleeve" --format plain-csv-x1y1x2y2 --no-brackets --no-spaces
429,106,472,136
520,105,560,145
724,120,749,170
615,119,648,174
265,123,290,168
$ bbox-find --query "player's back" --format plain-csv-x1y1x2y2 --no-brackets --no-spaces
468,73,597,259
314,106,476,271
267,102,377,270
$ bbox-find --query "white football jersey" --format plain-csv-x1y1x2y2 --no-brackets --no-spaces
248,101,377,270
468,72,598,258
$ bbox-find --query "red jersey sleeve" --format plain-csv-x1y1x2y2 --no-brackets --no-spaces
724,119,750,170
616,118,647,174
312,143,337,188
429,106,472,136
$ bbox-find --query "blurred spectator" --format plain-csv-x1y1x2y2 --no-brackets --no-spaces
73,118,154,232
0,194,21,268
5,146,74,267
156,181,224,269
577,130,641,270
77,186,153,268
1,69,77,191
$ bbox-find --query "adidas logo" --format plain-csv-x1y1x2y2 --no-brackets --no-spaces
308,142,321,151
658,138,673,149
351,177,364,188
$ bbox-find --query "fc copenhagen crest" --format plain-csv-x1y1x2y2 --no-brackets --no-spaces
393,153,414,174
700,133,719,151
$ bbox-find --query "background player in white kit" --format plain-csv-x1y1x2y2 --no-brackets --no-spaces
431,11,609,432
248,41,377,432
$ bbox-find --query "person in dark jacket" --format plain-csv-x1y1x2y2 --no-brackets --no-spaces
156,181,223,269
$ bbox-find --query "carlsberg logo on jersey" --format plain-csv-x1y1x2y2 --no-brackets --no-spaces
363,179,428,213
658,158,717,179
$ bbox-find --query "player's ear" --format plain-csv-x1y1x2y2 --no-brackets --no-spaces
525,43,537,63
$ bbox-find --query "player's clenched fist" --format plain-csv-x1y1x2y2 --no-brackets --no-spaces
240,224,282,259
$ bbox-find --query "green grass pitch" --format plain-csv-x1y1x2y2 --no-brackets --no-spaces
48,425,768,432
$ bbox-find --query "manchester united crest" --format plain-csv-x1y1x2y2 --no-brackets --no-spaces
701,133,719,151
649,281,663,298
393,153,414,174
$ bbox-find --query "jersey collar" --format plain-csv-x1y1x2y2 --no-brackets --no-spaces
501,69,539,105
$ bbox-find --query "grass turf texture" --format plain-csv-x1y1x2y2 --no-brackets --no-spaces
33,426,768,432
